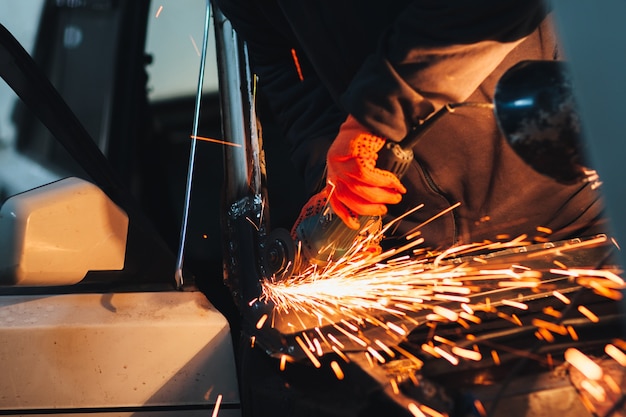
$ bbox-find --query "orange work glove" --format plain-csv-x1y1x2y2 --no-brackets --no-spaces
325,115,406,229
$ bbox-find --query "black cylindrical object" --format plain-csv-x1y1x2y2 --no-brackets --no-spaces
494,60,589,184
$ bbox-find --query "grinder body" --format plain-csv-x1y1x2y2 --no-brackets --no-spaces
292,103,490,269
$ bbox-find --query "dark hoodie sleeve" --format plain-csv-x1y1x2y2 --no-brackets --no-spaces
341,0,550,141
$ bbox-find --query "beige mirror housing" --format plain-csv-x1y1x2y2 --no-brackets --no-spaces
0,177,128,286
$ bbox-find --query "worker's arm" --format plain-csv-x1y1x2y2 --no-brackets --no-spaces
342,0,550,141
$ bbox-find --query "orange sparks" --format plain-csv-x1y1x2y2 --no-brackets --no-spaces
536,226,553,234
390,378,400,394
432,305,459,322
605,343,626,366
611,236,621,250
189,34,200,56
531,318,568,336
374,339,396,358
421,343,441,358
552,290,571,304
155,5,164,18
586,279,624,300
387,321,407,336
313,338,323,356
290,48,304,81
497,280,540,288
331,346,350,363
367,346,386,364
434,346,459,365
327,333,345,349
211,394,223,417
604,374,622,394
256,314,268,329
542,306,562,318
491,350,501,365
577,305,600,323
580,380,607,402
497,312,522,326
408,403,427,417
393,345,424,369
452,346,482,361
330,360,345,380
565,348,603,380
501,299,529,310
419,404,447,417
567,325,579,341
190,135,242,147
280,355,288,371
295,335,321,368
460,312,482,324
433,335,454,346
474,399,488,417
550,268,625,285
613,339,626,350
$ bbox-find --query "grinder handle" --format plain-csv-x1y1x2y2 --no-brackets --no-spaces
376,102,493,177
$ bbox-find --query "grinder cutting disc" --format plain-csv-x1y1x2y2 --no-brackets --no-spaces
260,228,298,279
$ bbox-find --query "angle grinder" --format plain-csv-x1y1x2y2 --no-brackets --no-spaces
291,102,491,272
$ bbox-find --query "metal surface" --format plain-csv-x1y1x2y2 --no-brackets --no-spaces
0,291,240,414
213,5,273,309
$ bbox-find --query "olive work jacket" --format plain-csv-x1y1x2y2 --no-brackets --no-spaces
216,0,606,249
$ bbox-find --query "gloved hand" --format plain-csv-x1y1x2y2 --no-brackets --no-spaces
325,114,406,229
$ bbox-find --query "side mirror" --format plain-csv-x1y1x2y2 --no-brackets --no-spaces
0,177,128,286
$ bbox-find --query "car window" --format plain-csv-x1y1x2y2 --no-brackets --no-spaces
0,0,218,288
0,0,44,152
145,0,218,102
